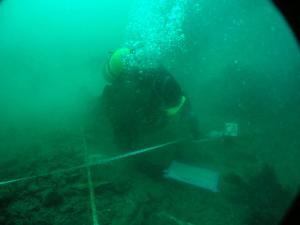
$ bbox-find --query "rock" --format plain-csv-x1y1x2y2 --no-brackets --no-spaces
35,220,52,225
0,188,14,209
8,197,40,215
43,191,64,207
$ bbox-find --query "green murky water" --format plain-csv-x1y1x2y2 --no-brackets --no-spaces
0,0,299,224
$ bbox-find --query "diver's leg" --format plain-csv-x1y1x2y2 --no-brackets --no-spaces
187,111,201,139
180,100,201,139
113,122,139,151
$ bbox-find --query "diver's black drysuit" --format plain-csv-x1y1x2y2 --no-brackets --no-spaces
101,66,200,150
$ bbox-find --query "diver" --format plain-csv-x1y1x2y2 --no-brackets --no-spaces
100,47,200,150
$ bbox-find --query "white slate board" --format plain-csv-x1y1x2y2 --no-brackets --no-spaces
164,161,219,192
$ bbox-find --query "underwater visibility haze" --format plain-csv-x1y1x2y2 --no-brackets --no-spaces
0,0,299,224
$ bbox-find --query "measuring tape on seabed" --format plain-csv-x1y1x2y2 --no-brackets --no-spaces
83,134,100,225
0,137,219,187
